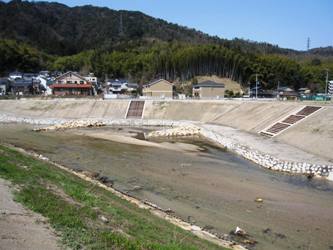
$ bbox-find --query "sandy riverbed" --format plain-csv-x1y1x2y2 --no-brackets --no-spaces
71,127,203,153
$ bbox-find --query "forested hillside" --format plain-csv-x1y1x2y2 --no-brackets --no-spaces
0,0,332,92
0,0,220,55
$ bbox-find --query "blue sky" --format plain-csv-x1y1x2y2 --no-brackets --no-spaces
8,0,333,50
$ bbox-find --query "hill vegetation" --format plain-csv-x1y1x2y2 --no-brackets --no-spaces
0,0,332,92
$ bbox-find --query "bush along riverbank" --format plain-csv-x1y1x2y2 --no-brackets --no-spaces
0,144,236,250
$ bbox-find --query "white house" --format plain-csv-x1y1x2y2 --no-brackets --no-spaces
84,73,98,85
36,75,52,95
107,79,138,94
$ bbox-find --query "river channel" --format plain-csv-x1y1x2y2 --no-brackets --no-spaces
0,123,333,250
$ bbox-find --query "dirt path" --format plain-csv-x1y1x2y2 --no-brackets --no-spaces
0,179,61,250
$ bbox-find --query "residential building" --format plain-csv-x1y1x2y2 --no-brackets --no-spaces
23,73,38,79
8,71,23,80
107,79,126,93
50,71,93,96
84,73,98,85
107,79,138,94
127,83,139,93
36,75,52,95
193,80,225,99
298,88,311,95
10,78,43,95
329,80,333,95
142,79,173,98
249,87,276,98
39,71,50,77
278,87,299,100
0,78,9,95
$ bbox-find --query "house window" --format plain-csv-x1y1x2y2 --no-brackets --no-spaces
75,81,78,84
80,81,84,84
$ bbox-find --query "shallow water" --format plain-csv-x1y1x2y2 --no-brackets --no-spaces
1,124,333,250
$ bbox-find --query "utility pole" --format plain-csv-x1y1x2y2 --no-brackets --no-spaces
255,73,258,99
277,80,280,99
307,37,310,51
325,69,329,101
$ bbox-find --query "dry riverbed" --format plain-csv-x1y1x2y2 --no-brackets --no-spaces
1,123,333,250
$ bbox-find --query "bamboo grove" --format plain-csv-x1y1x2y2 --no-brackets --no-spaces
1,39,332,92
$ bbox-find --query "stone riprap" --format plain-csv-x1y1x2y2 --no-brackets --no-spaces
0,114,191,128
1,113,332,180
146,124,333,179
33,120,106,131
147,125,201,137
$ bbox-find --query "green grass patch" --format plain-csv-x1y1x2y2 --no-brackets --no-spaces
0,145,227,250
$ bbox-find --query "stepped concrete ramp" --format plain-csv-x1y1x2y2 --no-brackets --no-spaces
126,100,145,118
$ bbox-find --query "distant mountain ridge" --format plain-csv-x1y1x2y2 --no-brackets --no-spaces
0,0,219,55
0,0,332,56
308,46,333,57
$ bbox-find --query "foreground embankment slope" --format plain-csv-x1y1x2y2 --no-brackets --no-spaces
0,99,332,159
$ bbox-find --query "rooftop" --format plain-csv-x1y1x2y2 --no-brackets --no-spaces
50,84,93,89
144,79,173,87
193,80,225,88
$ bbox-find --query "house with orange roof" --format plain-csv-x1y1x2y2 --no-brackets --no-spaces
50,71,93,96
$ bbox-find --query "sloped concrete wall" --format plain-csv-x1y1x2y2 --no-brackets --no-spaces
143,100,305,132
0,99,130,120
277,106,333,159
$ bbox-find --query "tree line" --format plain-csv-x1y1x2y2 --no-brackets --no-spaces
1,39,332,92
50,42,332,91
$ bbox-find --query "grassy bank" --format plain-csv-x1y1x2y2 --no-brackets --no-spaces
0,144,227,250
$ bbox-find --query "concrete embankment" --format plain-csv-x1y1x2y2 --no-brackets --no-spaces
0,98,332,176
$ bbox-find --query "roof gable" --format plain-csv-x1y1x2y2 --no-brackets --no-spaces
144,79,173,88
194,80,225,88
55,71,86,82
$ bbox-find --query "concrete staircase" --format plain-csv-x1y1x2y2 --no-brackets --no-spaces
260,106,322,137
126,100,145,118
